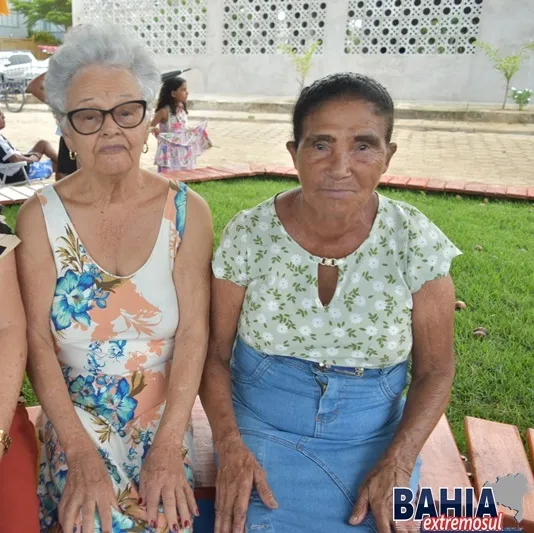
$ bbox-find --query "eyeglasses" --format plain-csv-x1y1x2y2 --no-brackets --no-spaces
66,100,147,135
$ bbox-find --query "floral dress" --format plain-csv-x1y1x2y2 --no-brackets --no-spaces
154,105,211,173
36,180,194,533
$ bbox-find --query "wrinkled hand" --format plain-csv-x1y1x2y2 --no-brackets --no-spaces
59,447,119,533
139,441,197,532
215,433,277,533
350,457,418,533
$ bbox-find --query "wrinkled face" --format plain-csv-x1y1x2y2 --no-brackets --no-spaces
172,82,188,105
287,98,396,214
63,65,149,177
0,112,5,130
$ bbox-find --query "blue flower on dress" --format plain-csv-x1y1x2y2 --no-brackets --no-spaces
69,374,98,409
52,270,96,330
95,377,138,427
109,340,127,361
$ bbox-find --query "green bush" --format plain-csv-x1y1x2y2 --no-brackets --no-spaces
30,31,62,45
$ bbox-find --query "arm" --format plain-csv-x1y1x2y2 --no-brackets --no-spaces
0,249,27,458
16,196,118,531
15,196,94,455
8,152,41,164
382,275,456,463
199,277,278,533
140,189,213,528
27,72,47,103
351,275,456,532
150,108,168,136
199,278,245,448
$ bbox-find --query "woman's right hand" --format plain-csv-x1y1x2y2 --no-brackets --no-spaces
151,126,160,137
215,432,278,533
59,446,119,533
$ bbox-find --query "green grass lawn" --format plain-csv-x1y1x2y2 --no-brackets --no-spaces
3,178,534,453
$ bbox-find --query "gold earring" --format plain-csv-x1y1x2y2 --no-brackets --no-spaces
69,150,77,160
142,142,149,154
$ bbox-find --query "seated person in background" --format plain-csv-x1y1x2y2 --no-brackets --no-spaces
0,111,58,184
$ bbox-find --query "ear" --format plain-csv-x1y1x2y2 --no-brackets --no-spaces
383,142,397,174
144,122,150,143
286,141,298,168
62,128,75,153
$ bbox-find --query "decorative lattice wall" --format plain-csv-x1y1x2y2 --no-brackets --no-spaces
82,0,208,55
345,0,484,55
222,0,327,55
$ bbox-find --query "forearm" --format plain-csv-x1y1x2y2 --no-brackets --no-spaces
27,336,93,457
384,367,455,464
9,153,36,164
0,324,27,429
154,330,208,443
199,348,240,451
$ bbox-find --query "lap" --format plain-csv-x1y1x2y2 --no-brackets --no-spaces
241,430,421,533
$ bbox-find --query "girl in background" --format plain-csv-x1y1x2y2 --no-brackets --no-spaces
151,76,211,173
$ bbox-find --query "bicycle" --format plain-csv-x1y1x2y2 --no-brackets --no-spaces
0,74,26,113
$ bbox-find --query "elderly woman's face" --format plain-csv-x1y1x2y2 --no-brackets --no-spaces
63,65,148,176
287,98,396,212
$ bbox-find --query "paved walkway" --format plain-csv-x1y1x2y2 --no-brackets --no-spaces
5,104,534,187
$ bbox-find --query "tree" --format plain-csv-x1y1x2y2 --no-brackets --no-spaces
279,40,321,91
11,0,72,34
475,40,534,110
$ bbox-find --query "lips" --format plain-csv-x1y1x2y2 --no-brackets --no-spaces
99,145,126,153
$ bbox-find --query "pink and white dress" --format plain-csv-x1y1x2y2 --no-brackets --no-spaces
154,105,211,173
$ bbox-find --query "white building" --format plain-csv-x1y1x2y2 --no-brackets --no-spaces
72,0,534,103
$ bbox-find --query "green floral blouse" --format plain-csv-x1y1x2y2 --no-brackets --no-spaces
212,193,462,368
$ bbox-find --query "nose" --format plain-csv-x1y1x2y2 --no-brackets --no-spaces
100,111,121,135
329,148,352,179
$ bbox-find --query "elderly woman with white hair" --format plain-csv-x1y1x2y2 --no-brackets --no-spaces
15,24,212,533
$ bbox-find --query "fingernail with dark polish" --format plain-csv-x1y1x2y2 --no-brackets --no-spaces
138,497,143,505
184,520,191,528
150,520,157,528
195,508,200,516
172,524,178,532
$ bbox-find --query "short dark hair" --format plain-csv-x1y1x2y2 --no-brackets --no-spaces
292,72,394,146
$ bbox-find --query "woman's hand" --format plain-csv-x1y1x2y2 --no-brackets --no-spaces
151,126,160,137
215,432,278,533
350,455,418,533
139,441,197,532
59,447,119,533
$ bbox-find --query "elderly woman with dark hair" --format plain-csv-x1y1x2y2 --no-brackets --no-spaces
16,24,212,533
201,73,461,533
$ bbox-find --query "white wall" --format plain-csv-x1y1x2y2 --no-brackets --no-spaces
74,0,534,103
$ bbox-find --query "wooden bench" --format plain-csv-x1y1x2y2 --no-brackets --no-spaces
421,414,534,533
27,404,534,533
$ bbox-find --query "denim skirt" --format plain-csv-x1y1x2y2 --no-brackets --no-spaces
230,336,421,533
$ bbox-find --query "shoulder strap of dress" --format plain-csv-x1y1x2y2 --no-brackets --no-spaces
163,179,188,261
36,185,73,257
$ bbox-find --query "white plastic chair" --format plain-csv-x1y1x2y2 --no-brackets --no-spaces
0,161,30,188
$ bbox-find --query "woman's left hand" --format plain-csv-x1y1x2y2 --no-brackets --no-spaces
349,456,419,533
139,441,197,532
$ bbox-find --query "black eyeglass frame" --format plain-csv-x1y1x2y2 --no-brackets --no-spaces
65,99,148,135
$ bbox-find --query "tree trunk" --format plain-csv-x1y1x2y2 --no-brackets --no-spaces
502,78,511,110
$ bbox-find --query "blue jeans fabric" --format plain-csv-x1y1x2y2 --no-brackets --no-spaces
230,336,422,533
